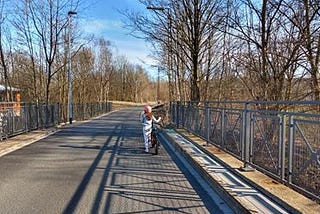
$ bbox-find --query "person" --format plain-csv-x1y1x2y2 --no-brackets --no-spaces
140,105,161,153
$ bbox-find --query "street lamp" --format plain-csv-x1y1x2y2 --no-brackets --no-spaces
147,6,171,103
146,6,165,11
67,10,77,124
147,6,167,104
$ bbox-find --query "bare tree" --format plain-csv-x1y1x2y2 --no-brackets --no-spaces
12,1,40,102
227,0,304,103
94,38,114,102
282,0,320,100
0,0,12,101
73,47,94,103
124,0,226,102
24,0,79,106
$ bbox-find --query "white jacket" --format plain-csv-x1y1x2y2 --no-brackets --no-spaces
141,113,161,132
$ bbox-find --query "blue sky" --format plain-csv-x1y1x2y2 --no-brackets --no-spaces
79,0,157,71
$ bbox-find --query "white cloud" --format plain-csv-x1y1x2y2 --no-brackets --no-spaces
80,18,123,35
79,17,158,71
114,39,157,66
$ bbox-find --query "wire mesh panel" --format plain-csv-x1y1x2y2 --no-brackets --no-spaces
26,104,39,131
0,102,112,140
196,107,206,137
73,103,84,121
224,110,243,158
291,116,320,199
37,105,47,128
180,103,187,128
0,110,9,140
187,106,206,136
169,100,320,201
251,113,281,176
208,109,222,146
12,107,26,134
184,104,192,131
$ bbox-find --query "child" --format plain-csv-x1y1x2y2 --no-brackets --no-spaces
140,105,161,153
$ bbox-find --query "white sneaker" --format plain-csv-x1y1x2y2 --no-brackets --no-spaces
145,148,149,153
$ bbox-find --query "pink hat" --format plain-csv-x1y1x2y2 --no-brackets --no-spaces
144,105,152,113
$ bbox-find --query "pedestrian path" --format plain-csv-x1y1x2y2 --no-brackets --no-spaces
1,121,319,214
0,128,57,157
161,128,320,214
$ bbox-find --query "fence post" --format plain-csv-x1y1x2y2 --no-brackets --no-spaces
57,103,61,125
10,108,14,135
280,114,286,181
170,101,175,125
185,101,189,128
288,115,294,184
176,101,180,129
45,104,48,128
181,101,185,127
24,104,28,133
205,101,211,146
240,102,254,171
221,109,226,148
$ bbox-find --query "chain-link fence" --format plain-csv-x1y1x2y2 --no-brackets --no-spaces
0,102,113,140
170,101,320,202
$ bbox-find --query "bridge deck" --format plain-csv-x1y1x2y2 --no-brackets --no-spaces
0,110,319,213
165,128,320,214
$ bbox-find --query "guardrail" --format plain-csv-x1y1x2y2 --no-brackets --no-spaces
0,102,113,140
170,101,320,202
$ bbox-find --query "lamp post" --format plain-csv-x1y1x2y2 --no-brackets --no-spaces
146,6,165,11
67,10,77,124
147,6,167,104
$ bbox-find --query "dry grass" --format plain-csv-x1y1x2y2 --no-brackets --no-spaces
110,101,160,111
110,101,157,107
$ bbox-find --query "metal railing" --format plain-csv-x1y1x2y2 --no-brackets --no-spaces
0,102,113,140
170,101,320,202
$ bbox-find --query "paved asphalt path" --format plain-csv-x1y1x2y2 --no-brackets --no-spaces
0,107,229,214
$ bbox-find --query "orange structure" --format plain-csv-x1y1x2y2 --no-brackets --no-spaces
0,85,21,116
